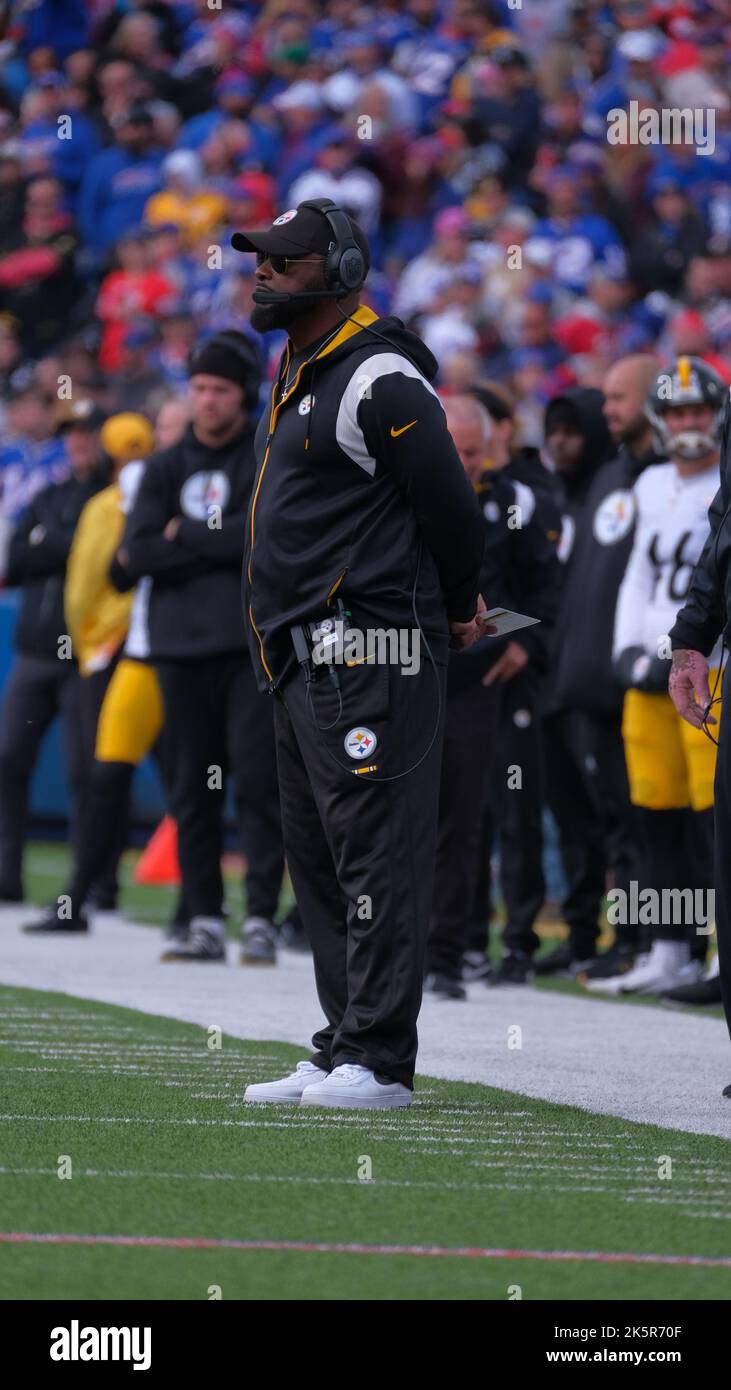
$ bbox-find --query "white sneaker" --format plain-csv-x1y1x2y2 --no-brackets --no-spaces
616,941,700,996
244,1060,327,1104
300,1062,412,1110
585,954,651,995
620,958,702,995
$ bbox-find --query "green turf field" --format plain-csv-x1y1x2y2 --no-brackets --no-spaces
1,982,730,1301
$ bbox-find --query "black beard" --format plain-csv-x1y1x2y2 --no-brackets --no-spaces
249,268,331,334
250,297,322,333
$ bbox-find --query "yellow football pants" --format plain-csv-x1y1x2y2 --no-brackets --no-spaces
94,658,164,765
622,673,721,811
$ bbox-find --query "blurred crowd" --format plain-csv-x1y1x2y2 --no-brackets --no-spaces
0,0,730,503
0,0,730,996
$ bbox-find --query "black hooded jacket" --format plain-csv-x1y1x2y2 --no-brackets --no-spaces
553,440,665,716
123,420,258,659
6,470,107,659
447,466,562,693
542,387,616,715
243,305,485,693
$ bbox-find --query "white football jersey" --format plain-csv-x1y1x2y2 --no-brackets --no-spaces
613,460,721,664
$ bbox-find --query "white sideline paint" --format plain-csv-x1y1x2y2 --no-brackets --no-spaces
1,908,730,1141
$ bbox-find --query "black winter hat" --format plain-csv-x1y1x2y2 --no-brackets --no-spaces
187,331,262,409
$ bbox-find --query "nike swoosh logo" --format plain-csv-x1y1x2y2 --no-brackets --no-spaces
390,420,418,437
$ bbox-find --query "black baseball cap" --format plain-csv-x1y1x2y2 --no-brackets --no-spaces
231,202,371,274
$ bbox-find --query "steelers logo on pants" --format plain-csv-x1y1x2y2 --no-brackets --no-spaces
344,727,377,760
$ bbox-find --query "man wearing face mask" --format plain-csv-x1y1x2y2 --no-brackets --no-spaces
235,198,484,1110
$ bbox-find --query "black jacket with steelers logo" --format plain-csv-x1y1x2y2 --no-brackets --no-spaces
552,441,665,716
447,467,562,694
124,421,257,659
244,305,485,692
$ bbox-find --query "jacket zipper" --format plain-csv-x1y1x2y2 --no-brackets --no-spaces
248,346,309,690
248,308,378,688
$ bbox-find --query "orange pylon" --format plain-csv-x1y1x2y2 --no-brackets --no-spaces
133,814,181,886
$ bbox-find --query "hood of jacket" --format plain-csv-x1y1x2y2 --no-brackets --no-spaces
545,387,615,495
306,308,438,376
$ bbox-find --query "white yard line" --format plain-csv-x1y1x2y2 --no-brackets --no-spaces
1,907,730,1141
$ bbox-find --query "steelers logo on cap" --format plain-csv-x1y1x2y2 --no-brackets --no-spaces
344,727,377,760
272,209,298,225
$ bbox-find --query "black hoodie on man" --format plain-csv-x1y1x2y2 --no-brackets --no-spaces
124,420,258,659
244,304,484,693
542,387,615,714
553,439,665,716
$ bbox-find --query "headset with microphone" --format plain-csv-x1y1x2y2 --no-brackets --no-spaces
251,197,367,306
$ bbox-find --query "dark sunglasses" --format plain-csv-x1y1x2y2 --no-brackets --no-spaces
255,251,322,274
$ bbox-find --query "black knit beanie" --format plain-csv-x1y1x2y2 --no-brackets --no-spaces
187,332,262,406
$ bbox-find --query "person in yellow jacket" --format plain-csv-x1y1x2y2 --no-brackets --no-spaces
64,413,154,677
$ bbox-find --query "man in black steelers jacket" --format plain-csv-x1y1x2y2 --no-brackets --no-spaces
235,199,485,1110
425,394,561,999
123,332,286,965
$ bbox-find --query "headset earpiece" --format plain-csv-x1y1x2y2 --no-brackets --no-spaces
297,197,365,297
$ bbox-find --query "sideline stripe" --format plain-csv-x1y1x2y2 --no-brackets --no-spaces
1,1233,730,1267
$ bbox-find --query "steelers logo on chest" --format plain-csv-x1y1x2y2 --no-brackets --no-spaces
592,489,636,545
483,499,501,523
180,470,231,520
298,394,316,416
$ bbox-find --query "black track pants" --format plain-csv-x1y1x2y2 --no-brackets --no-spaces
273,655,446,1088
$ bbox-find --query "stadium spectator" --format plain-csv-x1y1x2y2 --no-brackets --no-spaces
630,174,709,296
393,205,485,322
286,126,383,236
95,230,176,373
531,165,627,295
0,175,80,357
79,104,164,262
143,150,228,246
108,324,169,416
